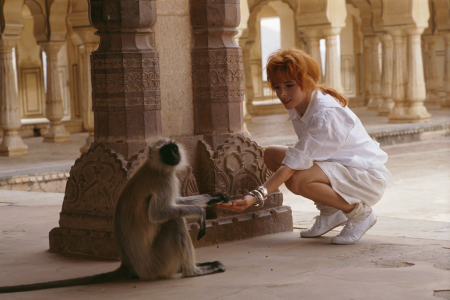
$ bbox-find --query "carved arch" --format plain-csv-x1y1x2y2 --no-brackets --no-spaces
1,0,25,36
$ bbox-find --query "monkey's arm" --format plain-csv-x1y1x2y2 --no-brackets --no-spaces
176,193,229,206
147,194,208,240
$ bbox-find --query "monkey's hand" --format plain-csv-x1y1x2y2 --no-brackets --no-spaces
197,208,207,240
206,193,229,205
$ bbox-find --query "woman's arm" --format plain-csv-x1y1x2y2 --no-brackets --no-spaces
217,165,296,212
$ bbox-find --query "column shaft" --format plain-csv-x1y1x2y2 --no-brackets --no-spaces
379,34,394,116
40,42,71,142
367,36,382,110
0,40,28,156
324,28,343,93
442,33,450,108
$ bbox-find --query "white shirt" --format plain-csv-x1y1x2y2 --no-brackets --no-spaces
282,91,391,185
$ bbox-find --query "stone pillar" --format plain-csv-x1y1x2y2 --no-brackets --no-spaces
367,36,382,110
379,34,394,116
90,0,161,160
305,32,323,83
79,42,97,153
323,27,343,93
190,0,244,136
442,32,450,108
40,42,71,142
363,38,372,106
388,28,430,122
0,39,28,156
423,35,441,105
388,30,407,122
405,27,430,120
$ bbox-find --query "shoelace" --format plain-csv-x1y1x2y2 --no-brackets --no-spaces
311,215,322,230
338,220,355,235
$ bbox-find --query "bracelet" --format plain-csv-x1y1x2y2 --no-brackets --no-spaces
248,186,268,207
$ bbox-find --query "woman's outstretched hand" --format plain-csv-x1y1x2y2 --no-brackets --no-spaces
216,195,257,212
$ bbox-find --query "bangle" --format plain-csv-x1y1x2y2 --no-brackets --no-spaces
248,186,268,207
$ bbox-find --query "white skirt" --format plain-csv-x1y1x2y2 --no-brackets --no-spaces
315,161,387,207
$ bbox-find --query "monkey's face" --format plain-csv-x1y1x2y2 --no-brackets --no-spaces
159,143,180,166
147,138,188,173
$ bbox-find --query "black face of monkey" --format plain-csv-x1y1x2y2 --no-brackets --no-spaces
159,143,181,166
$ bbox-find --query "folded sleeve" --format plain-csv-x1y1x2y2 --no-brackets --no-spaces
282,108,355,170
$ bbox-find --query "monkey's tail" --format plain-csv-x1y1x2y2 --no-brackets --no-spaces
0,266,135,294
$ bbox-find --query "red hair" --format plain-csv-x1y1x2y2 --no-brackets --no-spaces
266,48,348,107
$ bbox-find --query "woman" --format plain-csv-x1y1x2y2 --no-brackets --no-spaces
218,48,391,244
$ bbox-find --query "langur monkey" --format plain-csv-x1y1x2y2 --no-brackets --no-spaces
0,138,227,293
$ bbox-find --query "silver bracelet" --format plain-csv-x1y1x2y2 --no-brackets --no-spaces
248,186,268,207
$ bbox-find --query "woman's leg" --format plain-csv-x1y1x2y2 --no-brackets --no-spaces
264,146,355,213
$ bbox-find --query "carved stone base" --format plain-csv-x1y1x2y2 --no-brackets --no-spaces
388,103,431,123
43,122,71,142
49,133,293,258
49,205,293,259
0,132,28,156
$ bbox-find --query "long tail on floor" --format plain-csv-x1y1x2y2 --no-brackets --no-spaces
0,267,134,294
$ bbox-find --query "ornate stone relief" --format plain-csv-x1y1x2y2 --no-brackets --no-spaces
62,144,128,215
196,134,271,197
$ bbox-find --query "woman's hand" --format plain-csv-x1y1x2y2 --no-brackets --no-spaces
216,194,257,212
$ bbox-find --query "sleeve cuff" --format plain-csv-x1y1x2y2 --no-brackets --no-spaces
282,147,314,170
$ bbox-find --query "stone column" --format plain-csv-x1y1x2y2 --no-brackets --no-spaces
379,34,394,116
40,42,71,142
0,39,28,156
363,38,372,106
90,0,161,160
388,30,407,121
305,32,323,83
367,36,382,110
323,27,343,93
405,27,430,120
79,42,97,153
423,35,441,105
389,28,430,122
442,32,450,108
190,0,244,137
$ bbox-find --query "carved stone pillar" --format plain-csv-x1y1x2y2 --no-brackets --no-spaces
363,38,372,106
323,27,344,93
304,32,323,83
79,42,98,153
389,28,430,122
388,30,407,122
423,35,440,105
405,27,430,121
379,34,394,116
190,0,244,136
367,36,382,110
442,32,450,108
40,42,71,142
0,39,28,156
50,0,162,256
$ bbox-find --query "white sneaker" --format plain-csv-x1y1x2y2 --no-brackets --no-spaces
331,210,377,245
300,210,348,238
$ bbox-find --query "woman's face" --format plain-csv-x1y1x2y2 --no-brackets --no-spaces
273,80,309,115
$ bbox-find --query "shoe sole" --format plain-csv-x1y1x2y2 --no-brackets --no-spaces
300,221,348,238
331,218,377,245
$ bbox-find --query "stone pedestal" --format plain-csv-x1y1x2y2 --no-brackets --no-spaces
40,42,71,142
0,39,28,156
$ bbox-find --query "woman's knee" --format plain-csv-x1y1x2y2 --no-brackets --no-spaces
263,146,287,171
284,171,308,195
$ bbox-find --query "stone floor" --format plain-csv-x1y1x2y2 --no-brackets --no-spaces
0,105,449,299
